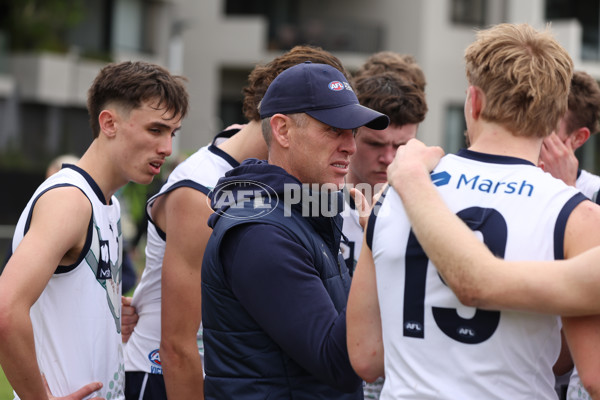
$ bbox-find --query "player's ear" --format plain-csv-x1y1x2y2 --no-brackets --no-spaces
467,86,485,120
270,114,291,149
570,127,590,150
98,109,119,138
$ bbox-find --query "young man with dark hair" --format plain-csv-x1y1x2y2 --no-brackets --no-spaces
0,61,188,399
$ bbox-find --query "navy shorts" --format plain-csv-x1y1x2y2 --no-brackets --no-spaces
125,371,167,400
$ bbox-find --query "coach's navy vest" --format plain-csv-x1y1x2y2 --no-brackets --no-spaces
202,165,362,399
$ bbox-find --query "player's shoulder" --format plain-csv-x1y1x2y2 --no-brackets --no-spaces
35,185,92,222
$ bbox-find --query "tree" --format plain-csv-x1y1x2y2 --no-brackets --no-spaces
0,0,84,52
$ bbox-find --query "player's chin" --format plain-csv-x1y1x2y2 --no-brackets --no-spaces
132,172,156,185
372,171,388,183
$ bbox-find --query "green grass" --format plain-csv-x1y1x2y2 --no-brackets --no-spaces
0,366,13,398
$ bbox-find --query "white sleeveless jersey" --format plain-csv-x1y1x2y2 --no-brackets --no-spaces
125,130,239,374
340,196,363,274
576,169,600,204
368,150,586,400
12,165,124,400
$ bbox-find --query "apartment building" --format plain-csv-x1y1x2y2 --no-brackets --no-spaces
1,0,597,160
1,0,599,261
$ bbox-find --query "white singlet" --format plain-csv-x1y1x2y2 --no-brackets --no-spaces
368,150,586,400
575,169,600,204
12,165,124,399
124,130,239,375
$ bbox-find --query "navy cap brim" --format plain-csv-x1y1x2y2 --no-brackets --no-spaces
306,103,390,130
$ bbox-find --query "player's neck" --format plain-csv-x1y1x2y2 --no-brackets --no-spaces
78,141,125,203
467,123,543,165
219,120,268,163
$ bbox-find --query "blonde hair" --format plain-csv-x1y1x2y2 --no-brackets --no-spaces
465,23,573,138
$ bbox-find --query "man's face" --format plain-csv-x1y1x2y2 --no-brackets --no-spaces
286,115,357,187
347,124,418,187
112,99,181,185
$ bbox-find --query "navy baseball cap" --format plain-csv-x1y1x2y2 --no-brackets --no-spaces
259,61,390,130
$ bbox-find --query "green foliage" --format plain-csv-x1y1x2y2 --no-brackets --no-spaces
0,147,42,172
120,182,149,225
0,367,12,398
1,0,84,52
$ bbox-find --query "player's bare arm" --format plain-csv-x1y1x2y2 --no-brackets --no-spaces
559,200,600,398
347,235,384,382
0,187,102,399
121,296,138,343
158,187,210,399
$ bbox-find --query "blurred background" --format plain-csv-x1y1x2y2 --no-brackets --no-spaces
0,0,598,270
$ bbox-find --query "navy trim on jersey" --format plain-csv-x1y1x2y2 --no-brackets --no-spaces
147,179,212,241
208,145,239,168
23,183,94,274
347,192,356,210
63,164,109,205
553,192,588,259
457,149,536,166
56,217,93,274
212,128,239,143
207,128,242,168
340,186,356,210
366,186,390,250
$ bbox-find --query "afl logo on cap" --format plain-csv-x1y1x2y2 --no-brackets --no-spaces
328,81,345,91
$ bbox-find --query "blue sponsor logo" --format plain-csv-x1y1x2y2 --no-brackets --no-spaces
431,171,451,187
457,174,534,196
433,170,534,196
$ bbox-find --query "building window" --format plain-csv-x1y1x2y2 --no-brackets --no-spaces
224,0,382,53
546,0,600,61
450,0,486,26
445,104,468,154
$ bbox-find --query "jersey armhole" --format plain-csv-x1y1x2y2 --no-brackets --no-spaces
23,183,93,274
553,192,588,260
146,179,211,240
366,186,390,250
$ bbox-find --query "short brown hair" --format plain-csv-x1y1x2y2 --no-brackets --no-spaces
352,71,427,127
356,51,427,92
565,70,600,135
242,45,349,122
464,23,573,138
87,61,189,138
